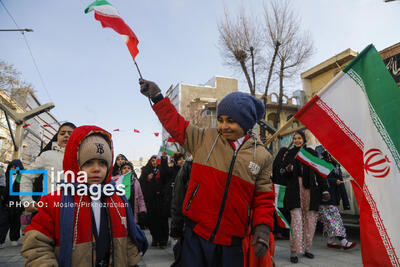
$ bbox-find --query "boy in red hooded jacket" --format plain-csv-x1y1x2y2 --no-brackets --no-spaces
21,125,148,267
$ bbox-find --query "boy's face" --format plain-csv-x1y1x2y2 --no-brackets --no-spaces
81,159,108,184
121,165,132,175
217,115,245,141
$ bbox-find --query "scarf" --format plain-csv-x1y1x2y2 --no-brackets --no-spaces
59,180,148,267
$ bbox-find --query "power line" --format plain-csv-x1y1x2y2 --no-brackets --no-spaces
0,0,54,105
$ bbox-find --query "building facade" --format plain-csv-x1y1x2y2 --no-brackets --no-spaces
0,87,59,167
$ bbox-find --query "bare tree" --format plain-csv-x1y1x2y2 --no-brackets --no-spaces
263,0,314,129
0,60,32,94
218,9,263,96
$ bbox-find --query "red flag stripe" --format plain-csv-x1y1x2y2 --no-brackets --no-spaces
94,11,139,60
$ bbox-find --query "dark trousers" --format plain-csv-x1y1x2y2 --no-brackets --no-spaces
0,206,22,243
178,227,244,267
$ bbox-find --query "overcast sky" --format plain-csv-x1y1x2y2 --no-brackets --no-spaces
1,0,399,160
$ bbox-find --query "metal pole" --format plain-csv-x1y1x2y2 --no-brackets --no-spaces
4,112,17,151
0,28,33,32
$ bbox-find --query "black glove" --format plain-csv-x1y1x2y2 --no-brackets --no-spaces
138,212,147,229
251,224,270,258
139,79,161,99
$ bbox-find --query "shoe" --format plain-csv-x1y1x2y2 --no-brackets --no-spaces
327,242,342,249
290,256,298,263
342,241,357,250
11,241,18,247
0,243,5,249
304,252,314,259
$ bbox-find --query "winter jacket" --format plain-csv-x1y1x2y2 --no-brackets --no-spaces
152,97,275,246
321,163,350,209
112,173,147,222
21,126,145,267
282,146,329,211
170,159,192,238
20,142,65,205
159,156,180,217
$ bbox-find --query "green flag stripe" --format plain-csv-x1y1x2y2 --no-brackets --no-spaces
122,172,131,200
343,45,400,171
300,148,334,173
85,0,111,13
277,185,286,209
159,147,175,156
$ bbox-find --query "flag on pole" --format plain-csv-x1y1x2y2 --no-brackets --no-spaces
85,0,139,61
294,44,400,267
274,184,290,230
295,147,334,178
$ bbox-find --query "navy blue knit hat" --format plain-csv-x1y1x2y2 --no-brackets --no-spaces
217,92,265,133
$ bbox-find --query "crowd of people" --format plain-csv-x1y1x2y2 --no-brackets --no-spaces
0,78,357,266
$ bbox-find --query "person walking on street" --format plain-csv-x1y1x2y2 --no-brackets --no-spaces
20,122,76,213
281,131,330,263
0,160,25,248
319,151,357,250
139,79,275,267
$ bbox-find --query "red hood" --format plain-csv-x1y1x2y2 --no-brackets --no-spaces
63,125,114,184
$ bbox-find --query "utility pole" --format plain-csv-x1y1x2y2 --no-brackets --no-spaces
0,102,55,159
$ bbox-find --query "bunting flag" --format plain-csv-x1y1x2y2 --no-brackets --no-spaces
42,124,51,127
167,137,177,143
294,44,400,266
295,147,334,178
85,0,139,61
113,129,120,132
133,129,140,133
23,124,30,128
154,132,159,137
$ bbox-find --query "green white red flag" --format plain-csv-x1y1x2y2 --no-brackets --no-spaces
274,184,290,230
85,0,139,61
294,44,400,266
295,147,334,178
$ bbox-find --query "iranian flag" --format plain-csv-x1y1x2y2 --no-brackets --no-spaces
296,147,334,178
294,44,400,266
85,0,139,61
274,184,290,229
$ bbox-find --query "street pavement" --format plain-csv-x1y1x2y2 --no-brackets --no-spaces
0,226,361,267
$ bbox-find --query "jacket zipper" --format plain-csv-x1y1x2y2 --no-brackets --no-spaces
185,184,200,210
209,149,239,242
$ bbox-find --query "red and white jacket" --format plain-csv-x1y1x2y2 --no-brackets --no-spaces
153,97,275,246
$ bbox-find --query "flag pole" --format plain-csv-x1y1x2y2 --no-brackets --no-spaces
134,60,143,79
264,116,296,146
